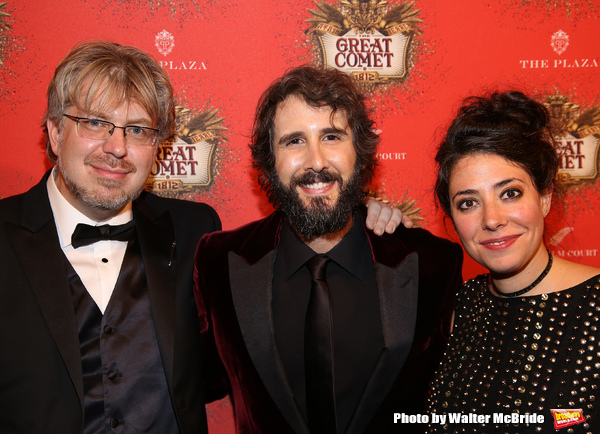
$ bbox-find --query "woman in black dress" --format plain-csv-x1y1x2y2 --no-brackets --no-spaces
428,91,600,433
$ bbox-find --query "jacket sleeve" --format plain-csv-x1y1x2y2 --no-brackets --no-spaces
193,234,231,402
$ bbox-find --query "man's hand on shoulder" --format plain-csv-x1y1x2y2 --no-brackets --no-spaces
365,197,413,235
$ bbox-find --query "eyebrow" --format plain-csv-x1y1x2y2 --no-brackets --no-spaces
452,177,524,201
276,131,302,146
85,111,153,127
276,127,349,146
124,119,154,127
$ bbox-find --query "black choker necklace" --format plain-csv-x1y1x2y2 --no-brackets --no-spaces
492,250,553,298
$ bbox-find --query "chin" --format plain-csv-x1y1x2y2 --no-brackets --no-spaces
483,258,524,277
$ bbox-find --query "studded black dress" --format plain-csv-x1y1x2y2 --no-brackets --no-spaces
428,274,600,434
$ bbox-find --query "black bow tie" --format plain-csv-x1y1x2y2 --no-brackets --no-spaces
71,221,136,249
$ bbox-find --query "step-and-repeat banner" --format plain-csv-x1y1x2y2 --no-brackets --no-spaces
0,1,598,430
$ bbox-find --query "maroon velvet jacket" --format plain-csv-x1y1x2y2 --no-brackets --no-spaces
194,209,463,433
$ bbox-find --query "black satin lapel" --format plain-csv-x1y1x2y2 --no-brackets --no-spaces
135,208,177,385
346,252,419,434
7,222,84,403
228,251,309,434
378,252,419,352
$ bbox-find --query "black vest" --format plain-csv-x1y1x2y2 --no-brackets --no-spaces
66,237,179,433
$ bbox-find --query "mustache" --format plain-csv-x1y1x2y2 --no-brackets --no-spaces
290,170,342,188
84,154,136,173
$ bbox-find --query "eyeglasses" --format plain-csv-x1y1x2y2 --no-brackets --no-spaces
63,114,159,147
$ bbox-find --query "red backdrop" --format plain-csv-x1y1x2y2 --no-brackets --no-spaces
1,1,599,431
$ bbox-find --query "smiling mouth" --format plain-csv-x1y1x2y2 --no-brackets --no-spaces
94,165,129,174
480,235,521,248
486,240,508,246
292,170,342,192
298,181,336,197
302,181,334,190
91,165,134,181
85,155,136,178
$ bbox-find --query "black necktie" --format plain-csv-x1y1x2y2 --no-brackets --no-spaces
71,221,136,249
304,255,338,434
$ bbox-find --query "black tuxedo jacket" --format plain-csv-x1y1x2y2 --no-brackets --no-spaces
194,210,463,433
0,171,221,434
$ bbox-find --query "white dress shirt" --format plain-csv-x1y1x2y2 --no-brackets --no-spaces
47,168,133,313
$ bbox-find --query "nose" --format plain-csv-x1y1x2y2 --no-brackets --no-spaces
304,141,327,172
102,127,128,158
481,202,507,231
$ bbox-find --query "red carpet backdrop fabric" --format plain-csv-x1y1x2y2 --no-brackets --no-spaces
0,0,599,431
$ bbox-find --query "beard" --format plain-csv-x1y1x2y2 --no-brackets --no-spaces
270,166,366,241
56,151,141,212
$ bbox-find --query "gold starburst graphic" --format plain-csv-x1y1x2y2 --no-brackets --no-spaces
0,1,21,98
175,105,227,146
307,0,422,36
514,0,597,19
86,0,207,21
0,2,9,31
370,192,423,226
0,2,11,67
395,197,423,226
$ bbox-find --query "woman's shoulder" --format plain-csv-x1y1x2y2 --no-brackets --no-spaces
455,274,489,302
463,274,489,290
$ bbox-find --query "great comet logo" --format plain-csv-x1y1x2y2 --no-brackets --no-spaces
544,91,600,184
146,104,226,197
306,0,421,86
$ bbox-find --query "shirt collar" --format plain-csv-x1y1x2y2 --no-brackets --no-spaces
279,212,367,280
46,167,133,248
326,213,367,278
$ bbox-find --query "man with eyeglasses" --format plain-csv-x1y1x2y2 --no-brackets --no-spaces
0,42,404,434
0,41,222,434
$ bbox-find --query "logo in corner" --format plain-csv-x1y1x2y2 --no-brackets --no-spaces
551,30,569,55
306,0,422,86
146,105,227,197
550,409,585,429
544,91,600,185
155,30,175,57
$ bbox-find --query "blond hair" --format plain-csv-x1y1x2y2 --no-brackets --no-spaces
44,41,175,162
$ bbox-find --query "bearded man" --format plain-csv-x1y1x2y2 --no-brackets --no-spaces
193,66,463,434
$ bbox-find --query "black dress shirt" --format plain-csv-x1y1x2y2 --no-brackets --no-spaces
272,214,384,432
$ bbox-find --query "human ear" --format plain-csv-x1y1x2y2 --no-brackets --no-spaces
47,119,61,156
541,187,553,217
